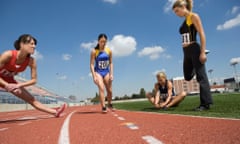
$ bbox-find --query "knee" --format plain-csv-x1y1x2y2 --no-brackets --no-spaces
181,91,187,97
184,74,194,81
98,86,105,93
184,76,192,81
146,92,151,98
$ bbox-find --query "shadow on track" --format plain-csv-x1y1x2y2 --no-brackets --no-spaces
76,111,102,115
0,115,54,124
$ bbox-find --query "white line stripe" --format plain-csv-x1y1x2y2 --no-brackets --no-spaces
18,122,31,126
0,128,9,132
58,111,76,144
142,135,164,144
125,123,139,130
118,117,125,120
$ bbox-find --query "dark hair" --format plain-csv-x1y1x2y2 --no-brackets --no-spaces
95,33,108,50
14,34,37,50
172,0,193,12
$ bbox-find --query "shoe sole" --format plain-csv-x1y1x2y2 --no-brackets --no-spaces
56,103,67,117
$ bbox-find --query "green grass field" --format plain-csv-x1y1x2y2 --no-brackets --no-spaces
114,93,240,119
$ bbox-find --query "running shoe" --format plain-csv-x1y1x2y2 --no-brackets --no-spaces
102,107,107,113
108,103,115,111
56,103,67,117
194,105,210,111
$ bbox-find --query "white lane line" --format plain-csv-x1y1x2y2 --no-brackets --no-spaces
118,117,125,120
58,111,76,144
18,122,32,126
0,128,9,132
142,135,164,144
123,122,139,130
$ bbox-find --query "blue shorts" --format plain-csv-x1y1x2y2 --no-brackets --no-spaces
95,70,109,78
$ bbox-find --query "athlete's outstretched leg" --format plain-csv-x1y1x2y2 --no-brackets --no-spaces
166,91,186,108
11,87,66,117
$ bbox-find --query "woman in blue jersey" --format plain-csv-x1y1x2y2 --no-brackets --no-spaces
146,72,186,109
90,34,114,113
172,0,213,111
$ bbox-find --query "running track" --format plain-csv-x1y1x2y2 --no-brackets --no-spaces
0,105,240,144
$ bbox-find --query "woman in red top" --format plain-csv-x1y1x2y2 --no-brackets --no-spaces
0,34,66,117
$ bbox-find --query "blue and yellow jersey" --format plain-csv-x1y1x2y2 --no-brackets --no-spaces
94,47,111,72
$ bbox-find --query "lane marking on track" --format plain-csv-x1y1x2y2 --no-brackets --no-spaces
142,135,164,144
18,122,32,126
118,117,125,120
0,128,9,132
58,111,76,144
121,122,139,130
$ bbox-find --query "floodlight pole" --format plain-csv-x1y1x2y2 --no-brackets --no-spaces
231,61,239,90
208,69,213,85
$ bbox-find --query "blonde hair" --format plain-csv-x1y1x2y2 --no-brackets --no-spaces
172,0,193,12
156,72,167,79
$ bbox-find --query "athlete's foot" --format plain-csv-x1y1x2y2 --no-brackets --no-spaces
55,103,67,117
102,107,107,113
108,103,115,111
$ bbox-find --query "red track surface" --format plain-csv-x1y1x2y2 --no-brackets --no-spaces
0,105,240,144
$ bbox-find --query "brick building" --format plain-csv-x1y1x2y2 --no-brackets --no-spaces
172,77,199,95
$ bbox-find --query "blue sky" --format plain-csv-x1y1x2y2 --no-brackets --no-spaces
0,0,240,100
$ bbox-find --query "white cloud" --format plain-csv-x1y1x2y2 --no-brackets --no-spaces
108,35,137,57
80,76,85,80
138,46,170,60
164,0,175,13
217,14,240,30
231,6,240,15
230,57,240,65
88,73,92,77
32,50,43,60
81,34,137,57
103,0,118,4
62,54,72,61
57,75,67,80
80,41,97,51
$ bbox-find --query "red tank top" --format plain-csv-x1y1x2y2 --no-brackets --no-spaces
0,50,30,79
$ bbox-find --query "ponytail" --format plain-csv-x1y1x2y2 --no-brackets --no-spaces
186,0,193,11
172,0,193,11
95,44,99,50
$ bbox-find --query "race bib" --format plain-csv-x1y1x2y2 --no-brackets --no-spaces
98,60,109,69
182,33,191,45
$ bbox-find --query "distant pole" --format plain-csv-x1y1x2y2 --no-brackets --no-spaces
208,69,213,85
231,61,239,90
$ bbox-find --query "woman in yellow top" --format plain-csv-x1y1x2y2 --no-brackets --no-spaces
172,0,213,111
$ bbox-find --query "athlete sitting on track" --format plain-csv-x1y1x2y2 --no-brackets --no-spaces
0,34,66,117
146,72,186,109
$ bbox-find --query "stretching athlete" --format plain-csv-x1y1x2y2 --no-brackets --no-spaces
90,33,114,113
146,72,186,109
172,0,213,111
0,34,66,117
